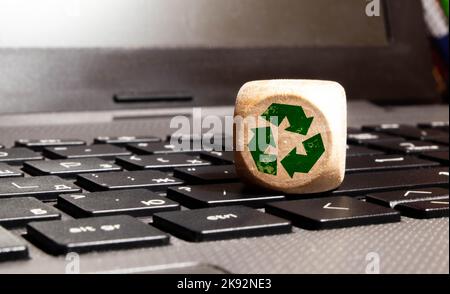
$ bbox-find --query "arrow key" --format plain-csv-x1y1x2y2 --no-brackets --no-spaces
266,196,400,230
396,199,449,219
366,188,449,208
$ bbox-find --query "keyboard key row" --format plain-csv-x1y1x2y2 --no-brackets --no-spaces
0,193,446,258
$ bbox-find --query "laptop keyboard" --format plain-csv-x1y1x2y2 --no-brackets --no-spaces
0,122,448,260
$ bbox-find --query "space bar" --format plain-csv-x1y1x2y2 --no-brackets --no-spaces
333,167,449,195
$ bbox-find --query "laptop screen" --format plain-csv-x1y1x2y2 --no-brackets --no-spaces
0,0,437,113
0,0,388,48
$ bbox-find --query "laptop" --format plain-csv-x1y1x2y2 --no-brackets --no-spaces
0,0,448,274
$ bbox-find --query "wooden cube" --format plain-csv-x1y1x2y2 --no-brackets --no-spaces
234,80,347,194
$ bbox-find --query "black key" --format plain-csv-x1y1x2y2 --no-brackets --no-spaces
116,154,210,170
43,145,131,160
167,183,285,208
0,226,28,261
76,170,183,191
94,136,161,145
153,206,291,242
0,163,23,178
0,176,81,200
366,187,449,208
0,148,43,165
345,155,438,173
173,165,238,183
58,189,180,217
429,136,449,145
199,150,234,164
396,199,449,219
369,140,448,154
127,142,202,155
420,151,449,164
418,121,449,131
266,196,400,230
333,168,449,195
0,197,61,228
167,134,233,151
347,132,401,144
15,139,86,151
384,127,446,141
167,133,230,142
362,123,404,132
167,133,203,142
363,125,446,141
347,127,361,133
24,158,122,177
27,215,169,254
346,145,384,157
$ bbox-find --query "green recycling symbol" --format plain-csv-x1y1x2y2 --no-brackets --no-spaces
249,103,325,178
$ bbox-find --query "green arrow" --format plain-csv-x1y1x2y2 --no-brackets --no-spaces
249,127,277,175
261,103,314,135
280,134,325,177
